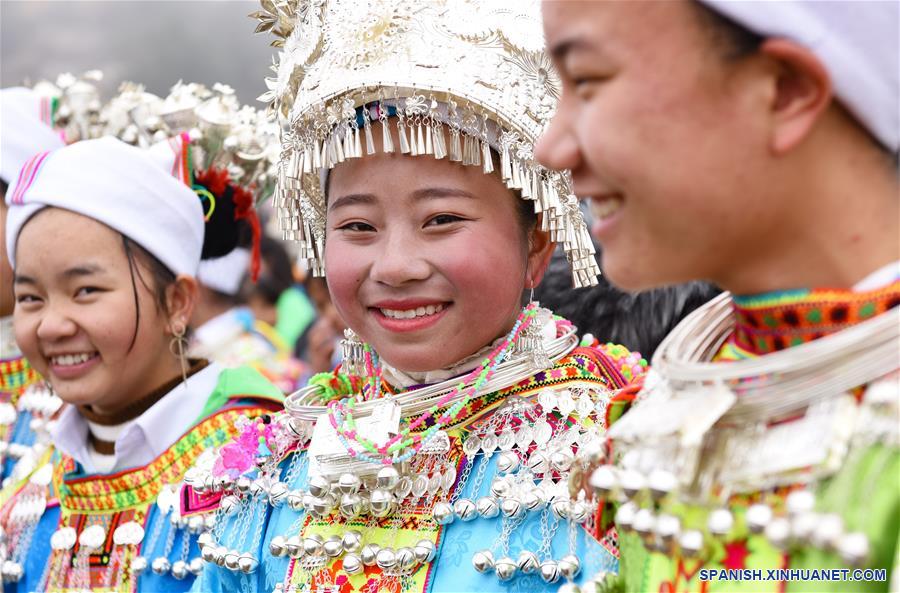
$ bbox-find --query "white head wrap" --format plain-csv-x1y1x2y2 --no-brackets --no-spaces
5,136,204,276
0,87,66,184
698,0,899,153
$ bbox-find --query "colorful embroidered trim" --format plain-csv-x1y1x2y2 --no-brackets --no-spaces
728,281,900,356
54,404,273,513
0,356,39,397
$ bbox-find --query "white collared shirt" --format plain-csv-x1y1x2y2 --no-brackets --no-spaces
51,362,223,474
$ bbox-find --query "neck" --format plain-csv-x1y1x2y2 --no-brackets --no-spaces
716,121,899,295
83,358,207,420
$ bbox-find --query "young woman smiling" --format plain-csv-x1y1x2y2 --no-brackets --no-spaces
182,2,647,593
1,137,283,592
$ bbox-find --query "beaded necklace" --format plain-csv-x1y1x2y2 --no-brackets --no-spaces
326,304,539,465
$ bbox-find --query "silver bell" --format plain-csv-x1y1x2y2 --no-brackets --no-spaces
171,560,189,580
303,534,325,557
558,583,582,593
152,557,172,575
500,497,525,519
615,501,638,532
338,472,362,495
223,551,240,571
648,469,677,501
268,482,289,506
309,494,336,518
340,493,363,520
376,466,401,490
472,549,495,573
523,489,547,512
785,489,816,516
550,449,574,472
370,489,395,518
590,465,618,496
765,517,791,550
197,531,214,550
343,553,363,575
569,501,592,524
285,535,303,558
414,539,436,563
238,553,259,574
516,550,539,574
558,554,581,579
453,498,477,521
490,476,512,498
707,508,734,538
791,512,820,543
432,501,455,525
476,496,500,519
396,547,417,572
214,545,229,566
361,543,381,566
550,498,571,520
307,474,331,498
269,535,287,557
619,469,646,499
655,513,681,544
189,557,205,576
235,476,252,494
496,451,519,474
527,452,550,474
131,556,147,575
745,503,773,534
131,555,149,576
494,556,517,581
539,559,560,583
287,489,305,511
342,530,364,553
837,532,870,567
810,513,844,551
324,536,344,558
678,530,704,558
376,547,397,570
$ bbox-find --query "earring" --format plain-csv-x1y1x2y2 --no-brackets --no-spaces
340,329,366,376
169,321,189,384
514,304,551,371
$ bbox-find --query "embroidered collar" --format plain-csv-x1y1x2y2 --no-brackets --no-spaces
722,280,900,359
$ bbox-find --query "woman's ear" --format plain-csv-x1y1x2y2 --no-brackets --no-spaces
165,275,199,334
758,38,833,155
524,219,557,289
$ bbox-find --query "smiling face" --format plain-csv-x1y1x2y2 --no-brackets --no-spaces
536,0,776,291
13,208,183,413
325,124,553,373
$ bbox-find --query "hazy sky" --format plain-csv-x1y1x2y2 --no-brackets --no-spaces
1,0,276,105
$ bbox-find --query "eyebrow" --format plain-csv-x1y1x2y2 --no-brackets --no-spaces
328,187,477,212
549,36,601,62
14,264,105,285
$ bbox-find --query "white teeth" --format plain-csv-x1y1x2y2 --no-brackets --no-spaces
52,353,94,366
380,303,445,320
589,195,623,221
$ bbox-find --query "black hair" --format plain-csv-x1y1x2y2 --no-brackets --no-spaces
690,2,764,60
0,179,8,198
534,242,722,359
121,236,177,352
199,183,251,259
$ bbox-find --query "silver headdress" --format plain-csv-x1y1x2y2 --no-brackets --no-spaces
254,0,601,287
102,81,280,204
28,70,105,142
